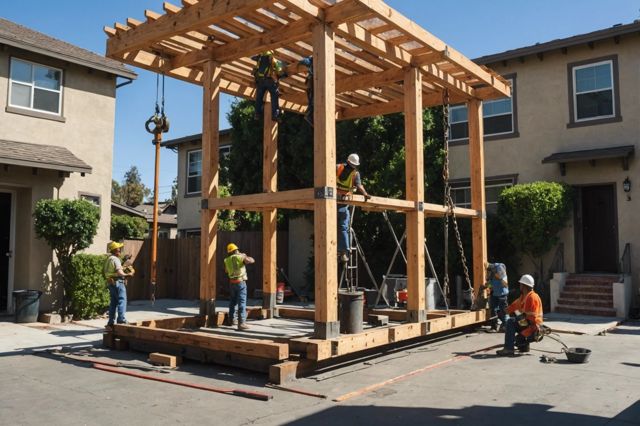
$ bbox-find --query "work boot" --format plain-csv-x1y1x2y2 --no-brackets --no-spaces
238,323,250,331
105,323,114,330
518,343,530,353
339,252,349,263
496,348,516,357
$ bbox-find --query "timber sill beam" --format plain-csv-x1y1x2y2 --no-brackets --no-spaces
106,0,277,57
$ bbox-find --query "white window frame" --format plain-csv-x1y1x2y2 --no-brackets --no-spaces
572,59,615,123
451,178,515,209
449,78,514,141
186,149,202,195
8,58,63,116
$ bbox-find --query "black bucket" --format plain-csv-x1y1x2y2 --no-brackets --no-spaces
13,290,43,323
339,291,364,334
564,347,591,363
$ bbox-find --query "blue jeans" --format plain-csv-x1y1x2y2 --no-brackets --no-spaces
504,317,535,350
337,205,350,253
108,280,127,325
489,295,508,329
255,78,280,119
229,281,247,324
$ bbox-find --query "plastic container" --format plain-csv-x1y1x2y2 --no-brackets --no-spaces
13,290,42,323
565,347,591,363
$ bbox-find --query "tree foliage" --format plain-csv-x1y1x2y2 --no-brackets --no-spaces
110,214,149,241
33,199,100,314
498,182,573,304
113,166,151,207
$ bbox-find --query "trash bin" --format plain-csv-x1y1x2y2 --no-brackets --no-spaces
13,290,42,323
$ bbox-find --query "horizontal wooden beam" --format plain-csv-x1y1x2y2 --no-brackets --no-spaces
107,0,275,57
207,188,315,211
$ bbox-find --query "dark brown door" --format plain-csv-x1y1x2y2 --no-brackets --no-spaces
0,192,10,311
581,185,617,273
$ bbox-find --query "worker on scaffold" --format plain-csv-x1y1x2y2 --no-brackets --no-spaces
252,50,287,122
336,153,371,263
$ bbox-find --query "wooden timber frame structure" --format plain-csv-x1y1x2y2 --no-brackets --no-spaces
104,0,511,378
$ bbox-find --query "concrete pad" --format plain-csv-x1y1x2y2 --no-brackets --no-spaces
544,312,623,335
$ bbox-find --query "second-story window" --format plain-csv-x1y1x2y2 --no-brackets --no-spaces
573,60,614,122
9,58,63,115
449,78,515,142
187,150,202,195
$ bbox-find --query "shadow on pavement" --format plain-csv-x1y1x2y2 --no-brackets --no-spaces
283,400,640,426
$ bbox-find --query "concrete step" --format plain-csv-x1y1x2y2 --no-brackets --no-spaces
554,305,617,317
556,298,613,308
566,275,618,284
563,285,612,295
557,291,613,301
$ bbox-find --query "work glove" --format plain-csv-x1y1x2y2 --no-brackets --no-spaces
364,194,372,201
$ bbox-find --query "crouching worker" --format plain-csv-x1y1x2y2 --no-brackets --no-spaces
104,241,134,328
496,274,543,356
224,243,255,331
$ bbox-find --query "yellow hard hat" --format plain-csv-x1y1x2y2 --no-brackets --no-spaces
107,241,124,253
227,243,239,253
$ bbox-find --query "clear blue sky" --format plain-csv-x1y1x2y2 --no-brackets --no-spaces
2,1,638,198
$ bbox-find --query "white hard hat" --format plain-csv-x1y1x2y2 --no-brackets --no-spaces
347,153,360,166
518,274,535,288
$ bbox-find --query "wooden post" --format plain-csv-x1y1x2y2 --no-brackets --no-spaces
200,61,221,326
313,22,339,339
262,101,278,318
404,67,426,323
468,99,487,298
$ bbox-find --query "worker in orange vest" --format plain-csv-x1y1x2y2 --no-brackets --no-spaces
496,274,543,356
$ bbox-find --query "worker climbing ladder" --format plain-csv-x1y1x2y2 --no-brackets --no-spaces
339,205,379,295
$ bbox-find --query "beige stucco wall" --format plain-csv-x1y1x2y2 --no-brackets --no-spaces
449,34,640,301
0,47,117,311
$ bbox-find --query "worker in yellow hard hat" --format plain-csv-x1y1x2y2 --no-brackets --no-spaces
103,241,134,328
224,243,255,330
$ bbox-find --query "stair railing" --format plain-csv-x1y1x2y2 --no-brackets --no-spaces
619,243,631,275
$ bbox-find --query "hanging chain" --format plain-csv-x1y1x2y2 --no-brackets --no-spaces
441,89,474,307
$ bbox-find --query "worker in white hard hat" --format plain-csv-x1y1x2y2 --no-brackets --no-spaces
336,153,371,263
103,241,134,328
224,243,255,331
496,274,544,356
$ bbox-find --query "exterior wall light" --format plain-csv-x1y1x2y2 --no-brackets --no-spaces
623,177,631,201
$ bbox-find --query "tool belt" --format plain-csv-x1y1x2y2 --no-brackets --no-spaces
229,279,243,284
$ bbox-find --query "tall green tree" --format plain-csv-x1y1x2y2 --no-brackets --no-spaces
33,199,100,315
115,166,151,207
111,179,123,204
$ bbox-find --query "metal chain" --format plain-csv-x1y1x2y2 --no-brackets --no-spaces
441,89,474,306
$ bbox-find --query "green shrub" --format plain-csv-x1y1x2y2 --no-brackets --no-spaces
68,254,109,319
33,199,100,314
110,214,149,241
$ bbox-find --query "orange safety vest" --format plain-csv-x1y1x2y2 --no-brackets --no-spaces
507,290,543,337
336,163,356,194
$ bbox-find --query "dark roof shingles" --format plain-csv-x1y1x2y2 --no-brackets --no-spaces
0,139,92,173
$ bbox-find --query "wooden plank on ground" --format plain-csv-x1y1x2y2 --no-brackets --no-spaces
427,315,452,333
149,352,182,367
367,308,406,322
388,322,424,342
332,328,390,356
289,338,333,361
278,307,316,321
113,325,289,360
138,316,205,330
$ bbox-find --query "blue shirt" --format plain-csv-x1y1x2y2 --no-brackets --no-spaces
488,263,509,297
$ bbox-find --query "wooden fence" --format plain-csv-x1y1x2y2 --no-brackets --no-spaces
123,232,289,301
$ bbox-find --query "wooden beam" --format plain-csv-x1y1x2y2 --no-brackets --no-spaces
468,99,487,299
354,0,510,97
313,22,338,339
208,188,314,211
167,18,315,71
324,0,372,25
278,0,323,20
404,67,426,323
200,61,220,322
262,102,278,318
106,0,275,57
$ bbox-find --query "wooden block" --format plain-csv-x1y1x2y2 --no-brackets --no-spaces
215,311,226,326
332,328,390,357
38,313,62,324
428,316,452,333
103,332,115,349
149,352,182,368
114,338,129,351
278,307,316,321
269,361,299,384
367,308,406,322
451,312,476,328
388,322,423,343
289,338,333,361
367,314,389,326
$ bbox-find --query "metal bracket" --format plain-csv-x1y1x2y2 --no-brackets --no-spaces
201,198,209,209
314,186,335,200
416,201,424,212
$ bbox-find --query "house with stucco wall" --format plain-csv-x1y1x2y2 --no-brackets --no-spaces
0,18,136,313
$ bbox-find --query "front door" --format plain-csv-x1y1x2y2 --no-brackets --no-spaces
0,192,11,311
580,185,618,273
